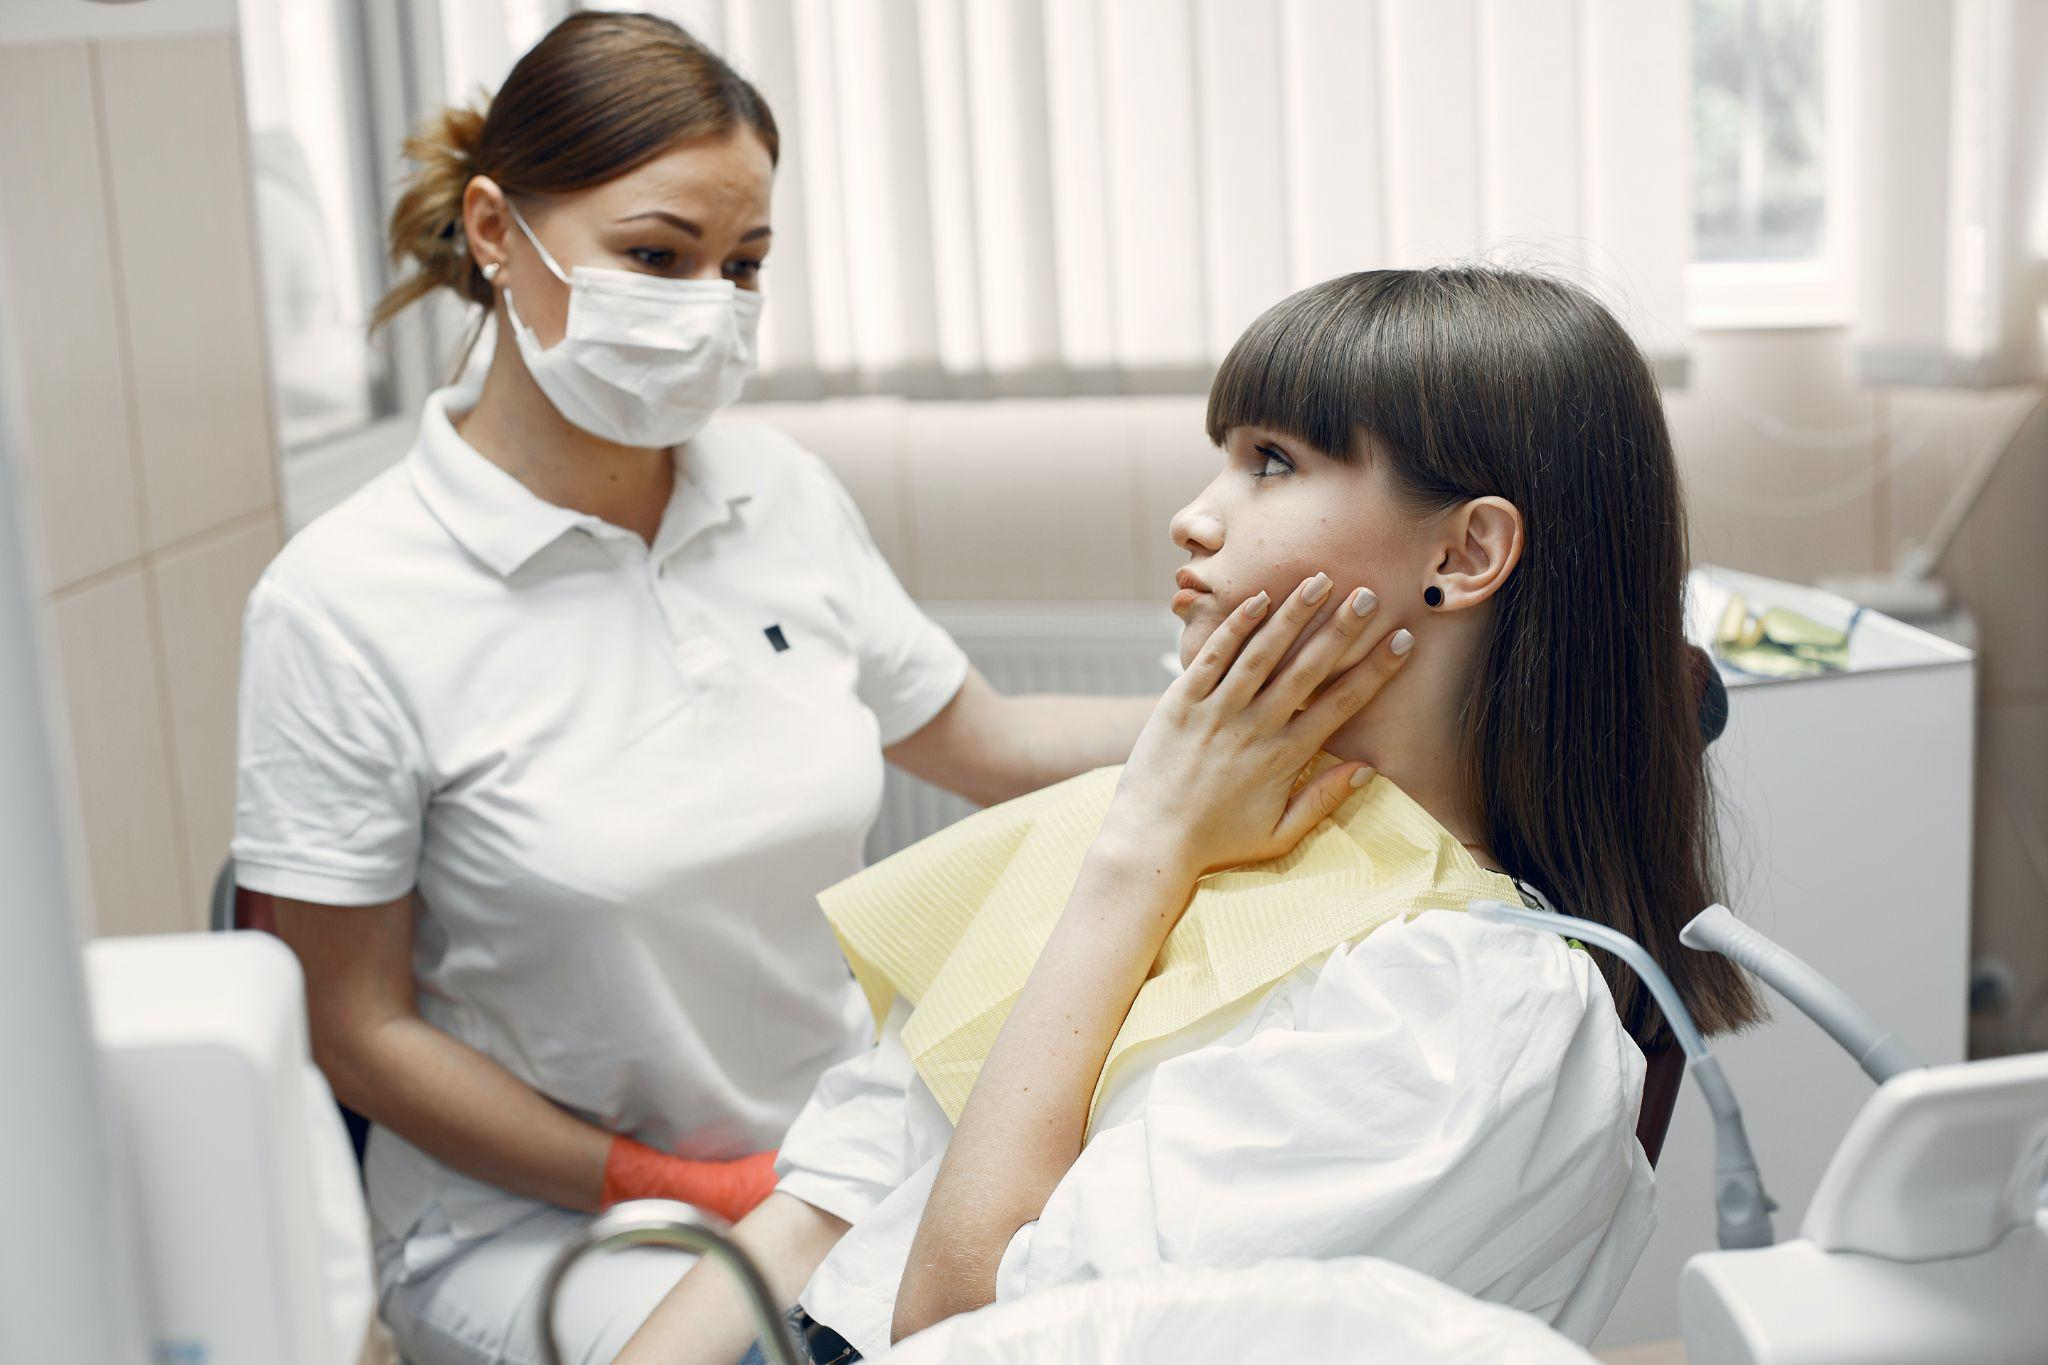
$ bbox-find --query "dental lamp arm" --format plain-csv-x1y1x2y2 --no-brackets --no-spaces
1467,899,1777,1250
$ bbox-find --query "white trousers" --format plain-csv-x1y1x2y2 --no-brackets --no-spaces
379,1206,695,1365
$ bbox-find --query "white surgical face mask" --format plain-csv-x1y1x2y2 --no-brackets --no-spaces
500,201,762,449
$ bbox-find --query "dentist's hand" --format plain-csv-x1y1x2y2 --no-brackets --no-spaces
1100,572,1413,879
601,1138,779,1224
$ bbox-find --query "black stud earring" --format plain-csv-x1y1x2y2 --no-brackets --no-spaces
1423,585,1444,608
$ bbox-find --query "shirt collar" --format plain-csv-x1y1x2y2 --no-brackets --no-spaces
407,386,754,577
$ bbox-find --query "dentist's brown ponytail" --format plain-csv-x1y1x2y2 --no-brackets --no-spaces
374,103,490,329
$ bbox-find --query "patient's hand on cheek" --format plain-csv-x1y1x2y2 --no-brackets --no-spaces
1104,569,1414,883
891,568,1415,1344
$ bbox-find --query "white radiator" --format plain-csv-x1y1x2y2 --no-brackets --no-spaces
866,602,1176,862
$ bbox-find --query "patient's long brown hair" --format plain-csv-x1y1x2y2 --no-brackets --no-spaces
1208,267,1762,1052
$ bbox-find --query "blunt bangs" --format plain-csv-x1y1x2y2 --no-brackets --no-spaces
1204,272,1420,464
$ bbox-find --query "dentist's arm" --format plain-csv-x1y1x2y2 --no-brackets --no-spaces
886,666,1156,807
280,893,775,1219
891,575,1408,1342
281,892,614,1211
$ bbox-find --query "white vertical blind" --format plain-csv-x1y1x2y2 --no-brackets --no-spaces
914,0,985,380
1100,0,1208,376
1192,0,1291,360
786,0,856,378
720,0,817,382
1041,0,1117,375
1380,0,1485,267
601,0,1701,393
825,3,942,383
1854,0,2046,386
1580,0,1694,379
962,0,1061,381
1481,0,1584,257
1278,0,1387,287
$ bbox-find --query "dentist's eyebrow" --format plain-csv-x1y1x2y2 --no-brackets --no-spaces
617,211,772,243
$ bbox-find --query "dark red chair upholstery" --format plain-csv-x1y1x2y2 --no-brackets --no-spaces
1630,644,1726,1169
1635,1045,1684,1167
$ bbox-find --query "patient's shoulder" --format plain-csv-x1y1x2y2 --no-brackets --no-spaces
1298,910,1632,1067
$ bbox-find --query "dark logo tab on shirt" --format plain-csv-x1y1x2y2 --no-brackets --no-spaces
764,624,790,653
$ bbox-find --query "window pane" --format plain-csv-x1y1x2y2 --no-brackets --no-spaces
1692,0,1826,263
239,0,393,450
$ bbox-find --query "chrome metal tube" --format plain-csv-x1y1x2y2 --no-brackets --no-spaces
535,1200,801,1365
1467,899,1777,1250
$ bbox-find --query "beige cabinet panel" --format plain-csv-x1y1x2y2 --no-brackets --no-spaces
744,399,914,579
95,34,277,553
152,512,280,914
0,42,145,590
47,567,190,936
903,399,1145,599
1127,395,1212,602
1926,402,2048,700
1666,329,1883,583
1883,386,2044,555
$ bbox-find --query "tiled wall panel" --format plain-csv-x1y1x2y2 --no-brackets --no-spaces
2,27,281,938
46,569,190,936
153,512,280,914
96,34,276,555
0,43,143,590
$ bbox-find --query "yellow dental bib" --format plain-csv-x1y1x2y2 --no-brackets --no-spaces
818,756,1521,1131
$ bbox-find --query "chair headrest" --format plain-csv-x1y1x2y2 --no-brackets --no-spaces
1688,644,1730,747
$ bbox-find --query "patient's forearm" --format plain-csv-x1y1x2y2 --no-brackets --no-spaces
614,1193,849,1365
892,837,1194,1342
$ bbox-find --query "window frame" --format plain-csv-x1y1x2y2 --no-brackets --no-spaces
255,0,581,529
1685,0,1859,331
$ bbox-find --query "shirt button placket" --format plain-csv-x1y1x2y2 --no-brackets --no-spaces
652,557,729,675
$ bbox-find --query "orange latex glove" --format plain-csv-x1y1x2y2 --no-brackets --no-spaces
601,1138,780,1224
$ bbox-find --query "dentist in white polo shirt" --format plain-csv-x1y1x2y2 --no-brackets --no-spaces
231,15,1153,1364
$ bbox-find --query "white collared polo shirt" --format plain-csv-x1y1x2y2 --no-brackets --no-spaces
232,385,967,1277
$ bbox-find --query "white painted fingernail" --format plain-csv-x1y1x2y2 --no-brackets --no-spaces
1390,628,1414,656
1244,591,1270,619
1349,766,1377,788
1302,573,1331,604
1350,587,1377,617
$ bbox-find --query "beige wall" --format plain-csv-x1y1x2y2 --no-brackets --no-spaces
0,26,280,939
746,332,2048,1053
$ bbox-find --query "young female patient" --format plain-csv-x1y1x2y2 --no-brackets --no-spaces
618,267,1761,1363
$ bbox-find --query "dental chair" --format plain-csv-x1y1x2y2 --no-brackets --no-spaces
1627,642,1733,1171
1484,899,2048,1364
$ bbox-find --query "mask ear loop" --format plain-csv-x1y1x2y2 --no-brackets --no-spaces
506,200,574,285
497,199,576,364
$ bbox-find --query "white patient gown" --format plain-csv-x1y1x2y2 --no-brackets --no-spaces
775,909,1656,1357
